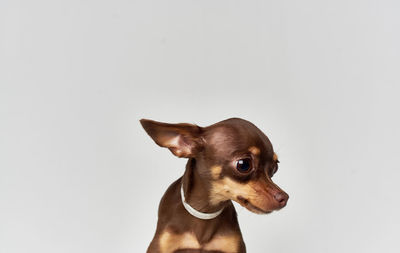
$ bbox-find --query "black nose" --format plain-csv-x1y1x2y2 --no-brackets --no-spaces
274,192,289,207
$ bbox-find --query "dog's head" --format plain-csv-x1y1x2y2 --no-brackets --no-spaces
140,118,288,214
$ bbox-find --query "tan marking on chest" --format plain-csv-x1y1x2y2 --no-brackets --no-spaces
159,230,200,253
204,234,240,252
159,228,241,253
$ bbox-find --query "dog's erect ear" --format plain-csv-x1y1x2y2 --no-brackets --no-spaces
140,119,204,158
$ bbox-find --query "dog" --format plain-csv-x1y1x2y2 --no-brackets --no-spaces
140,118,289,253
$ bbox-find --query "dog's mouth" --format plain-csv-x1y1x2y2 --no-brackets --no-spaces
236,196,271,214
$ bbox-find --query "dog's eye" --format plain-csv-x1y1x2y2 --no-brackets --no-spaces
236,158,252,173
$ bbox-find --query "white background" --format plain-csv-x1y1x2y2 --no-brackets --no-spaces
1,0,399,252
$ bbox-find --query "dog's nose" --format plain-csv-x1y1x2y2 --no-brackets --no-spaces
274,192,289,207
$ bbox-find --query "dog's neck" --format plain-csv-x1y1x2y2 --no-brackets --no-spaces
182,159,227,214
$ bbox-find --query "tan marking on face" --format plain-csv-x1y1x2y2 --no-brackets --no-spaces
210,177,269,212
273,152,278,162
203,234,240,252
249,146,260,156
209,177,245,205
210,165,222,180
159,229,200,252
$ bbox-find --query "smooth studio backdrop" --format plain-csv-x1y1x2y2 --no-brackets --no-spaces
1,1,399,252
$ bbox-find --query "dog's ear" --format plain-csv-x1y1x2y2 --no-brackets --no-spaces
140,119,204,158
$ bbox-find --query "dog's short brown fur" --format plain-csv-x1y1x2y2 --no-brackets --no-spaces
140,118,289,253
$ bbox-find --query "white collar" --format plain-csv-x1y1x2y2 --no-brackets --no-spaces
180,183,224,220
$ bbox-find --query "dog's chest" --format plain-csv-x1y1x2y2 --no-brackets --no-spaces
159,229,241,253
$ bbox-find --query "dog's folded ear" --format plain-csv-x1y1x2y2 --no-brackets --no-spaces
140,119,204,158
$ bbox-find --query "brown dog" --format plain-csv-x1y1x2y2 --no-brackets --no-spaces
140,118,289,253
